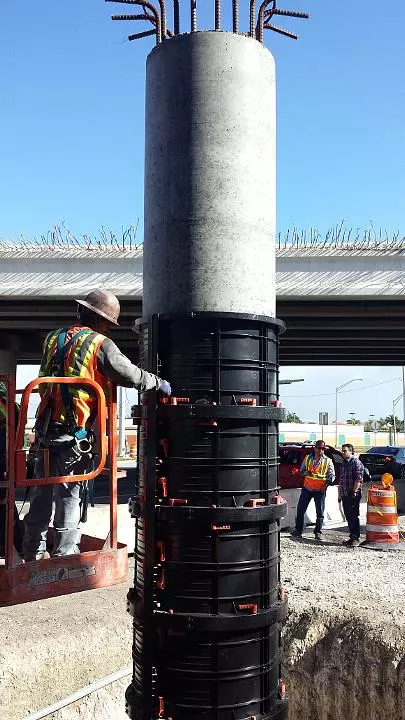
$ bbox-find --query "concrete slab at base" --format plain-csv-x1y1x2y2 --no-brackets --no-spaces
0,558,132,720
37,677,130,720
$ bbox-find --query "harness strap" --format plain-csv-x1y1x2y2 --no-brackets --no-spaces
48,328,92,438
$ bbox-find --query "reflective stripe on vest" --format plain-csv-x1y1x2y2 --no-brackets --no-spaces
303,454,329,491
37,326,108,430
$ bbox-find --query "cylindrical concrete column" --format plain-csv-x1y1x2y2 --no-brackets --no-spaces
143,32,276,318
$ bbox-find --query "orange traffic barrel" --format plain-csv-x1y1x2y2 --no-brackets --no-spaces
129,439,137,459
366,484,399,544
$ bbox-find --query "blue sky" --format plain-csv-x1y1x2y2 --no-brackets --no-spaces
3,1,405,424
1,0,405,240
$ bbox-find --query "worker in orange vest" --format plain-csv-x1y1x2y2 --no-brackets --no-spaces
22,289,171,561
291,440,335,541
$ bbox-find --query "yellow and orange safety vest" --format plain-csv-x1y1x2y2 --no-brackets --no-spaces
303,454,331,492
37,326,108,432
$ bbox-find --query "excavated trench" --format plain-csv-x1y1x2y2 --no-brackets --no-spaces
281,525,405,720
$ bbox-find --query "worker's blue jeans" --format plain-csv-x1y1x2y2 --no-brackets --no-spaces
22,441,88,561
295,486,326,535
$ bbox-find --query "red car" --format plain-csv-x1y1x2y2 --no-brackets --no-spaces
279,443,344,489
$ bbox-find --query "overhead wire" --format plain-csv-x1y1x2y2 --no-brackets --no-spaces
281,376,402,399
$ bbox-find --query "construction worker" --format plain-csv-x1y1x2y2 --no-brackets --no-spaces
0,381,24,556
22,289,171,561
291,440,335,541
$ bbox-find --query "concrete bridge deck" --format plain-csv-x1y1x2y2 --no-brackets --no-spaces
1,242,405,364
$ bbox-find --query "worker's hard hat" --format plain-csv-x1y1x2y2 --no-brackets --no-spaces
75,289,120,326
381,472,394,487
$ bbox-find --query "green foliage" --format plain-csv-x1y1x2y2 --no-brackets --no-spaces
285,411,303,424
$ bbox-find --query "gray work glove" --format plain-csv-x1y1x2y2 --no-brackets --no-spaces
158,379,172,396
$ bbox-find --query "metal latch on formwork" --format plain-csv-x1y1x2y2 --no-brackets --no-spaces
128,496,143,518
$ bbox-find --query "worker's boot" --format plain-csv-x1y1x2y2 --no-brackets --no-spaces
290,529,302,538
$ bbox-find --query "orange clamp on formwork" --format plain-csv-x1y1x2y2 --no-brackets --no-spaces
156,569,166,590
279,680,286,698
157,697,165,719
271,400,282,408
247,498,266,507
279,586,285,601
236,603,258,614
158,477,168,498
160,396,190,405
272,495,285,505
158,439,169,457
168,498,188,506
211,524,231,532
156,541,166,563
238,397,257,406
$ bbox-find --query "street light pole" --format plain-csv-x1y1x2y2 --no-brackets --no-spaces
335,378,363,447
402,366,405,444
393,392,403,446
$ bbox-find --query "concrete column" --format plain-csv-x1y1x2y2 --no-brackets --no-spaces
143,32,276,318
0,335,20,375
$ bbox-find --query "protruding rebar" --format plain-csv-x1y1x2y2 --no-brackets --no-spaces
259,0,308,43
264,22,298,38
191,0,197,31
215,0,221,30
112,13,156,21
156,0,167,39
265,7,309,18
258,0,274,41
249,0,256,37
129,28,157,39
173,0,180,33
232,0,239,33
106,0,162,43
108,0,308,44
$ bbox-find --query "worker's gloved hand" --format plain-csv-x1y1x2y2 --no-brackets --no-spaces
158,379,172,396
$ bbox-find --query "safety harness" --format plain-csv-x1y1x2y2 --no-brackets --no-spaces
39,328,91,442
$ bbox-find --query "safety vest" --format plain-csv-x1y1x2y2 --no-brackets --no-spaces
0,383,19,422
303,454,330,491
36,326,108,432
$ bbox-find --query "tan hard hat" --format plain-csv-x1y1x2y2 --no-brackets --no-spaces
75,289,120,326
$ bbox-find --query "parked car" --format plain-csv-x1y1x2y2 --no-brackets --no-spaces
279,442,344,490
278,443,345,529
358,446,405,482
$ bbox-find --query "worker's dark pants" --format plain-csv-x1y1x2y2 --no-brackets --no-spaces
342,491,361,540
295,486,326,535
22,442,90,561
0,490,23,555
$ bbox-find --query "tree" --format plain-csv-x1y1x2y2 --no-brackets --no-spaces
364,416,403,432
346,417,361,425
285,411,303,423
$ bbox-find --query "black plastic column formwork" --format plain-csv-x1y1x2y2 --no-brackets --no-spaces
126,312,288,720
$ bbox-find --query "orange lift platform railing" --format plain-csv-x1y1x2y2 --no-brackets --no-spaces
0,374,128,606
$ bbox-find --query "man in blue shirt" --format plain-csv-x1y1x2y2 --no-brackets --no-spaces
338,443,364,547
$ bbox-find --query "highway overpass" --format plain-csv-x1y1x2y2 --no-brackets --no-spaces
1,241,405,365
